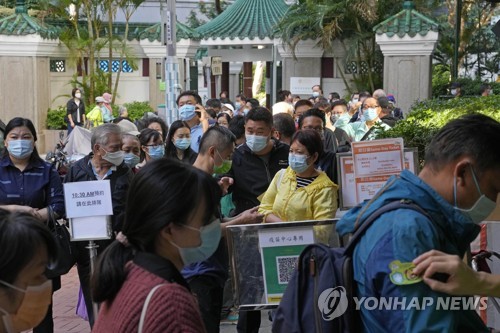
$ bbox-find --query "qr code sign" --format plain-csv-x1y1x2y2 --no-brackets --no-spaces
276,256,299,284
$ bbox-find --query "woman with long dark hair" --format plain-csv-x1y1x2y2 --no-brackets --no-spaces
91,160,222,332
165,120,197,164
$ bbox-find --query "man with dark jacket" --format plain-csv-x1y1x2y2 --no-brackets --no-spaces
65,123,133,327
229,107,289,215
227,107,289,332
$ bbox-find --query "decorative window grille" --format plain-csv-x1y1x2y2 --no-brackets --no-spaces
50,60,66,72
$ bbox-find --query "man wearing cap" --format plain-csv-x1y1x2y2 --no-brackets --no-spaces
86,97,105,127
378,96,398,127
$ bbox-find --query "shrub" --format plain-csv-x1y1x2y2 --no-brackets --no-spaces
122,101,154,121
377,95,500,164
46,106,67,130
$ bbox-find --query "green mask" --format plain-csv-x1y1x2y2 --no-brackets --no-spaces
213,149,233,174
213,159,232,174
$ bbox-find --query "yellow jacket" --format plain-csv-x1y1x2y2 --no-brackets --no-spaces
259,167,338,222
86,106,104,127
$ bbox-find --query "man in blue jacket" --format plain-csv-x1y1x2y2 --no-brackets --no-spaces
336,114,500,332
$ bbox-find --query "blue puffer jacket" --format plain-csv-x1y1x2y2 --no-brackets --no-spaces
336,170,487,333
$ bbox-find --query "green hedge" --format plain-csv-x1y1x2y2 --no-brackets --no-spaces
377,95,500,164
46,101,155,129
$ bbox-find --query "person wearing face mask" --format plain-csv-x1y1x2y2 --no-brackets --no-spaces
0,210,59,333
176,91,208,153
165,120,197,165
225,107,289,332
188,126,264,333
259,129,337,223
137,128,164,168
90,160,221,332
311,84,323,100
66,87,86,135
0,118,65,333
121,133,141,173
64,123,133,327
234,94,247,116
336,114,500,333
334,97,391,142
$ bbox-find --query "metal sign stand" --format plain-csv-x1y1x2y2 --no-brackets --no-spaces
86,240,99,318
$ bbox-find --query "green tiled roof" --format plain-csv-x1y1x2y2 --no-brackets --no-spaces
196,0,289,40
137,20,201,42
0,2,59,39
373,1,439,38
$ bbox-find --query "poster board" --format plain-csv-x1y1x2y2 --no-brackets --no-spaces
63,180,113,240
337,146,419,210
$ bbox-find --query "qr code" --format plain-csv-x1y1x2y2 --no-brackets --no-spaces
276,256,299,284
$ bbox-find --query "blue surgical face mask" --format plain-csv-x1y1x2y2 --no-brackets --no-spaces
235,102,241,111
454,165,497,224
147,145,165,160
246,134,269,153
7,139,33,159
289,153,310,174
363,108,379,121
312,91,320,97
174,138,191,151
123,153,140,168
170,218,221,265
179,104,196,121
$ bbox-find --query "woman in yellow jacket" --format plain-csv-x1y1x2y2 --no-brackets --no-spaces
86,96,105,128
259,129,338,222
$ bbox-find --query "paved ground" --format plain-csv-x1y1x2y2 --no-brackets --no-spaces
30,266,271,333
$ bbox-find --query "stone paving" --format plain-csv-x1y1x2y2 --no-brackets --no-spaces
27,266,271,333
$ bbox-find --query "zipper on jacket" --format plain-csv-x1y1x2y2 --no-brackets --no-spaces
311,254,322,332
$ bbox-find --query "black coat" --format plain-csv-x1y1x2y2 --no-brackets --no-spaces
228,139,289,215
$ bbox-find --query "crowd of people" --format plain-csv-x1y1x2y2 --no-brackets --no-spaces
0,85,499,333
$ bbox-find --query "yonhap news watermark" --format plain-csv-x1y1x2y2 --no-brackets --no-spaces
318,287,490,321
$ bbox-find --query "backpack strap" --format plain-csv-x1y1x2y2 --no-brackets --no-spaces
344,199,431,256
138,284,167,333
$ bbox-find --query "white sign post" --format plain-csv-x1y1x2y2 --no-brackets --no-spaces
63,180,114,318
289,77,320,95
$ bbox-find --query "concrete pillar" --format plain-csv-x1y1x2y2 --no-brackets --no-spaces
376,32,438,113
229,62,242,100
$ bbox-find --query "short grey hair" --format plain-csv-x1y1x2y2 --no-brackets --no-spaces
119,106,127,116
91,123,122,150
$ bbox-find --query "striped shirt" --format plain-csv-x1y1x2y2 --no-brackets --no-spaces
296,175,317,189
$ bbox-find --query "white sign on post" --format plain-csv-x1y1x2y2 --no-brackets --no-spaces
64,180,114,241
211,56,222,76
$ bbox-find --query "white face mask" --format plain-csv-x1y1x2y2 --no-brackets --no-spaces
453,165,497,224
75,92,82,99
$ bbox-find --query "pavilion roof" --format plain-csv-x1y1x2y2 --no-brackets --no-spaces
195,0,289,41
373,0,439,38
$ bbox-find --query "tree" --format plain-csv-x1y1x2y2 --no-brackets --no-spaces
277,0,441,93
185,0,228,29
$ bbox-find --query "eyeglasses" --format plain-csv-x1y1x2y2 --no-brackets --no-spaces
302,126,324,133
